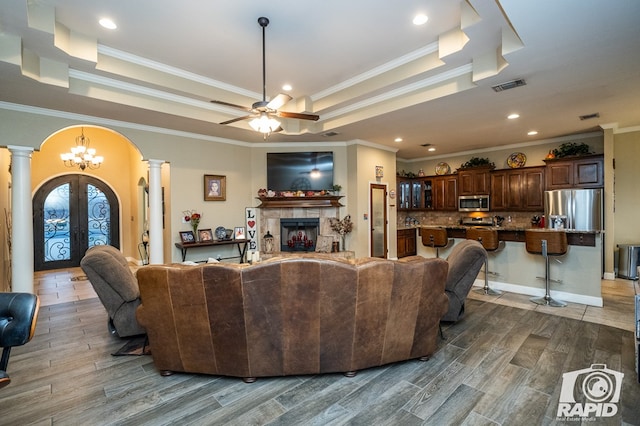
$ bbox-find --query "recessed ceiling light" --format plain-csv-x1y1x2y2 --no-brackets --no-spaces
428,147,436,152
282,84,292,91
413,14,428,25
527,130,538,136
394,137,403,143
507,113,520,119
99,18,117,30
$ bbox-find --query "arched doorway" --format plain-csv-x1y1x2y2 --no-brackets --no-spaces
33,174,120,271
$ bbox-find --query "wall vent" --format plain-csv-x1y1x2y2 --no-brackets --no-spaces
421,143,432,147
579,112,600,121
322,131,339,137
491,78,526,92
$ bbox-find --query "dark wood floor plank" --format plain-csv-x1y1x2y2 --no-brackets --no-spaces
509,333,549,369
337,359,423,410
472,363,530,423
422,383,485,426
339,380,420,425
526,348,568,395
250,379,360,426
463,347,515,389
504,386,549,425
404,361,474,419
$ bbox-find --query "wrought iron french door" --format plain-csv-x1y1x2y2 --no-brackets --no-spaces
33,175,119,271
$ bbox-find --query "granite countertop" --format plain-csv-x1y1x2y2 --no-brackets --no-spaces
398,224,603,234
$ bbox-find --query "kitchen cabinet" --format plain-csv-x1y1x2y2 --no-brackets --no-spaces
490,166,545,211
397,228,417,258
544,154,603,189
396,177,433,210
397,179,412,210
458,167,491,195
433,175,458,210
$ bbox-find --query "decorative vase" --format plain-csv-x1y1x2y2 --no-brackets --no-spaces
192,225,199,241
341,235,346,251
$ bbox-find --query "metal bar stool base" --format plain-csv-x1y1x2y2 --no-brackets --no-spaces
530,295,567,307
474,287,502,296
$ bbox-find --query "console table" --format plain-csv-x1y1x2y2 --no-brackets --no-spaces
175,239,249,262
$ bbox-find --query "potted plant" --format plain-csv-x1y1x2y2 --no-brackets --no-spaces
551,142,592,158
459,157,495,170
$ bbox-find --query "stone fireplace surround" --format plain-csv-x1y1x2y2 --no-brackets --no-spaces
259,207,340,254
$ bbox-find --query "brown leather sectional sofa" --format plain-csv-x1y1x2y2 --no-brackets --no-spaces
136,254,449,382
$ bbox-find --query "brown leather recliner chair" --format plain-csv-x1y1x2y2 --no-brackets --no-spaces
441,239,486,322
0,292,40,389
80,245,146,337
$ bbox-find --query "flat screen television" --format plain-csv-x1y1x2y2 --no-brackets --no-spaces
266,151,334,191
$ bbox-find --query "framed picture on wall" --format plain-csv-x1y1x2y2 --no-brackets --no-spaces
204,175,226,201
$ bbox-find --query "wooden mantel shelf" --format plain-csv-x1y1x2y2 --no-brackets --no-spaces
256,196,344,208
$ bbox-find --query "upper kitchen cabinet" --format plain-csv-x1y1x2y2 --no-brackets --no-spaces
433,175,458,210
490,166,545,211
397,178,412,210
544,154,604,189
457,167,492,196
397,177,434,210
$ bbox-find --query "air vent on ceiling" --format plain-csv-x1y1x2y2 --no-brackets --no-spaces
421,143,432,147
579,112,600,121
491,78,526,92
322,131,339,137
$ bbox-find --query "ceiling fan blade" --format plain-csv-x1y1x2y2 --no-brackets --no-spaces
277,111,320,121
266,93,292,110
220,115,252,125
211,100,252,112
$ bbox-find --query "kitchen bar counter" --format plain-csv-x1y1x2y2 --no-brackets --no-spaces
401,225,604,306
398,225,602,246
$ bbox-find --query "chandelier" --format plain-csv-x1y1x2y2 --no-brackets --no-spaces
60,128,104,170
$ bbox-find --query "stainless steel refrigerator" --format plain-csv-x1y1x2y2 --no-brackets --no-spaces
544,188,603,231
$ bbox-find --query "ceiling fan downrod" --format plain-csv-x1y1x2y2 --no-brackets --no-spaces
258,17,269,103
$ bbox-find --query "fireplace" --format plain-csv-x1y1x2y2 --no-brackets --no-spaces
280,218,319,252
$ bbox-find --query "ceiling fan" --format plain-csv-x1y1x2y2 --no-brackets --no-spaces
212,17,319,134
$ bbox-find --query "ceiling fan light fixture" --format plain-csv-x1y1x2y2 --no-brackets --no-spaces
310,168,321,178
249,113,280,134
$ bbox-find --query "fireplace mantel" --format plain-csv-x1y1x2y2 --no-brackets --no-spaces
256,196,344,209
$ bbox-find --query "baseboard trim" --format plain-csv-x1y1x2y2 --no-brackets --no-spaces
473,279,603,307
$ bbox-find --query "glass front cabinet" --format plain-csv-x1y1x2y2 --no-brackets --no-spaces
398,177,434,210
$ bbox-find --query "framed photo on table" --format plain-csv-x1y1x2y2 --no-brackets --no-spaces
179,231,195,244
234,226,246,240
198,229,213,242
204,175,226,201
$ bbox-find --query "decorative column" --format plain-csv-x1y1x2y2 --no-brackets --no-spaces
8,146,34,293
147,159,165,264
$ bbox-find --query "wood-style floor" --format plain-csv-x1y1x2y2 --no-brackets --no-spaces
1,268,638,425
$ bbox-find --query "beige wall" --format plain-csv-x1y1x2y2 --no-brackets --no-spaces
613,130,640,246
0,149,10,291
348,143,398,258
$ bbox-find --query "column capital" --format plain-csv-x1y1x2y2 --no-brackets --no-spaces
147,159,165,167
7,145,34,156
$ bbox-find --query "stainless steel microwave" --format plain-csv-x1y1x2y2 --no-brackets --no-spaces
458,195,490,212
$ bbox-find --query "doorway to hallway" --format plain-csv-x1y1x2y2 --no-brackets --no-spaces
33,174,120,271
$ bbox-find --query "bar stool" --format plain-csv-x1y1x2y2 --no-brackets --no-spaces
420,227,453,258
465,227,503,296
524,230,568,307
